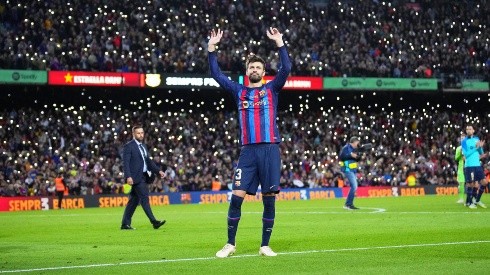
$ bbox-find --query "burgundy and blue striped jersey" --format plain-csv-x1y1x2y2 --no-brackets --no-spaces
209,46,291,145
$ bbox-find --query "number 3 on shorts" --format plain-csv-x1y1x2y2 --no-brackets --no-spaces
235,169,242,180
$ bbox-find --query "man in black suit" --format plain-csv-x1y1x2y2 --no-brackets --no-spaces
121,125,166,230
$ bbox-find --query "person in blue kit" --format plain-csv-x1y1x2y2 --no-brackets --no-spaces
208,27,291,257
461,124,487,209
121,125,167,230
339,136,362,210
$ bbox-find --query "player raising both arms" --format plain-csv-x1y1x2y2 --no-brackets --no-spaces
208,27,291,257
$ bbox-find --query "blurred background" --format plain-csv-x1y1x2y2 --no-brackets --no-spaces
0,0,488,197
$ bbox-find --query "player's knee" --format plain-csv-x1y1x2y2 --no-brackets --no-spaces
228,194,244,218
230,194,244,210
232,190,246,198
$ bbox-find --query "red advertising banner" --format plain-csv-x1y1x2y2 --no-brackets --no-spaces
48,71,141,87
0,186,465,211
243,76,323,90
0,197,50,211
343,186,396,198
343,186,459,198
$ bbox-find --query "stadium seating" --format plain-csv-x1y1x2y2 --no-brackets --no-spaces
0,0,488,79
0,0,489,196
0,90,488,196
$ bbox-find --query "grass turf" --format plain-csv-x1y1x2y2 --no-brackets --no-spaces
0,195,489,274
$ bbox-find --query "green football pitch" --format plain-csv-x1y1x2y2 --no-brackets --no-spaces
1,195,489,274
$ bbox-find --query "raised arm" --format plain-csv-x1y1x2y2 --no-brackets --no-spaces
208,29,241,93
207,29,222,53
266,27,292,91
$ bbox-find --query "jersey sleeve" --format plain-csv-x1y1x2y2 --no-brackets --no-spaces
208,51,241,99
455,147,462,161
268,46,292,92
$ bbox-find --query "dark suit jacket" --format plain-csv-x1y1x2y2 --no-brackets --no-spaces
123,139,160,184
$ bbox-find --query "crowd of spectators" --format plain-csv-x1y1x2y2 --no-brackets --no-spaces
1,93,489,197
0,0,488,79
1,0,489,196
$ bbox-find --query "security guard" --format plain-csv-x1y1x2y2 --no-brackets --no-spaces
54,173,66,209
339,136,361,210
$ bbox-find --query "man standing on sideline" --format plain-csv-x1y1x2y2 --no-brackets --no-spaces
208,27,291,257
455,132,466,204
54,172,66,209
461,124,487,209
121,125,166,230
339,136,361,210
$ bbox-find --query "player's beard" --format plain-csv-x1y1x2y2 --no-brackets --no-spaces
248,73,262,83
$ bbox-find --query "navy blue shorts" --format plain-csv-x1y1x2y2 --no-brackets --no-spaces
464,166,485,183
232,143,281,195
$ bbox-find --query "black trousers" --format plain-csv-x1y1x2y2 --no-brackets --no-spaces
56,191,64,208
121,181,157,225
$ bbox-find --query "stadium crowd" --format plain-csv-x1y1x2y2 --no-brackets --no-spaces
0,0,489,196
0,0,488,79
1,97,489,197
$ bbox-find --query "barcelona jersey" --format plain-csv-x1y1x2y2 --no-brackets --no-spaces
209,46,291,145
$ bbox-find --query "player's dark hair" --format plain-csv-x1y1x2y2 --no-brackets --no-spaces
466,123,476,130
246,55,266,69
132,125,143,132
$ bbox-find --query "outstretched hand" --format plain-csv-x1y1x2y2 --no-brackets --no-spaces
209,29,223,46
266,27,284,47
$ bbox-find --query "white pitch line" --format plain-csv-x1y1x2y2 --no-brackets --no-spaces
387,211,488,214
4,209,490,218
1,240,489,273
4,207,490,219
201,208,386,214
